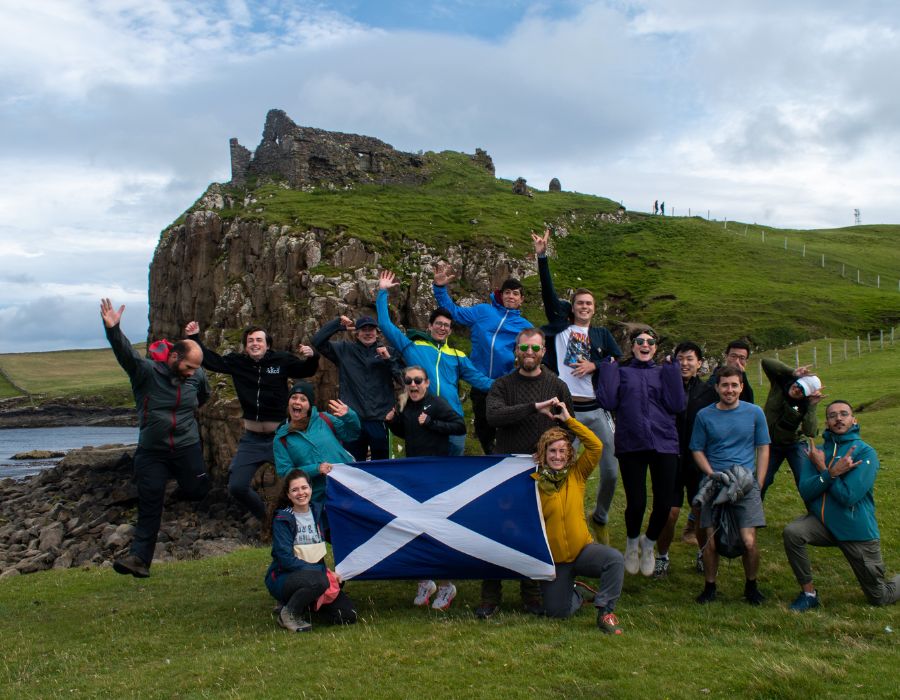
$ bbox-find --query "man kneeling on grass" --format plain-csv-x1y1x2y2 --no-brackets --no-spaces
782,401,899,610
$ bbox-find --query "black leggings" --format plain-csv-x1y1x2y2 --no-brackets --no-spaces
280,569,357,625
618,451,678,540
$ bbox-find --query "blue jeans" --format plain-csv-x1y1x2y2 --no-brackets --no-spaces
448,433,467,457
573,407,619,526
343,419,389,461
761,441,807,500
228,430,275,520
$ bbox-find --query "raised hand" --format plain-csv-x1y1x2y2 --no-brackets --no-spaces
793,365,813,378
184,321,200,336
433,261,456,287
807,387,826,405
375,346,390,360
297,344,314,357
328,399,349,417
100,298,125,329
830,445,861,477
339,315,355,330
379,270,400,291
531,228,550,255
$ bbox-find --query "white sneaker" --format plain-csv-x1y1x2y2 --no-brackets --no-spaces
624,538,640,575
414,580,437,606
432,583,457,611
639,535,656,577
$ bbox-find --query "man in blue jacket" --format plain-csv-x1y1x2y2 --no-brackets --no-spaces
377,270,493,456
532,230,621,543
783,400,899,609
432,262,532,454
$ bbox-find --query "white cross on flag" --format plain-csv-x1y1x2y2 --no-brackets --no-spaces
326,455,556,581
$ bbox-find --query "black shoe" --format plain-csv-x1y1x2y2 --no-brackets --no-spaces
113,554,150,578
522,598,544,616
696,588,717,604
474,602,499,619
744,587,765,606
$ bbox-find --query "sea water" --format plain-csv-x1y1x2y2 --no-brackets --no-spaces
0,426,138,480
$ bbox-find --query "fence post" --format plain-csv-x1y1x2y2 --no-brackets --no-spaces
880,329,884,349
857,336,861,356
821,253,825,268
828,342,832,365
812,346,817,368
758,361,763,387
867,332,872,353
708,209,710,220
842,263,845,278
775,350,780,361
724,218,727,229
802,244,806,257
762,230,766,243
877,275,880,288
784,237,787,250
857,269,861,284
795,348,800,367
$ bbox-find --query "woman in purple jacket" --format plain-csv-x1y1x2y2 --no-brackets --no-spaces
597,328,686,577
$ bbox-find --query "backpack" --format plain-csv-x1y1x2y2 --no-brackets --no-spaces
713,503,746,559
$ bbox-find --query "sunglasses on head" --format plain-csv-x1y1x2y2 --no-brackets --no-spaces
404,376,426,385
518,344,543,352
634,337,657,346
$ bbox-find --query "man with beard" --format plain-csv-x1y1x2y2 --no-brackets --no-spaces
102,299,210,578
474,327,574,618
185,320,318,521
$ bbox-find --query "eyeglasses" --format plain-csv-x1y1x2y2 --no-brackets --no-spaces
727,352,749,361
404,376,426,385
826,410,852,419
518,344,543,353
634,338,657,346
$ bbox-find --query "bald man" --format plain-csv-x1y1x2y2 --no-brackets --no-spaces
101,299,211,578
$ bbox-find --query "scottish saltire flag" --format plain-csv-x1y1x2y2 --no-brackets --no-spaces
326,455,556,581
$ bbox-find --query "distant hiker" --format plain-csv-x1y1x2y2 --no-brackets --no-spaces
264,470,357,632
477,327,574,619
691,366,771,605
653,200,659,215
376,269,493,456
655,341,718,578
385,365,466,611
311,314,402,461
532,229,621,546
660,201,665,216
185,320,319,521
783,401,899,610
101,298,209,579
596,329,686,578
760,359,824,500
708,339,754,404
432,261,532,454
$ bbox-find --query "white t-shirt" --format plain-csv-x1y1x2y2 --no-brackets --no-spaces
555,325,595,399
292,510,322,545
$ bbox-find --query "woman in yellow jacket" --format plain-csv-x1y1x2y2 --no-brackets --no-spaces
534,404,625,634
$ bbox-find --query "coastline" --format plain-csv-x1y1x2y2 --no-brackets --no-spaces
0,397,137,429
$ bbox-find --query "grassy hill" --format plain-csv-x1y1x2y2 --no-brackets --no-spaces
1,345,897,698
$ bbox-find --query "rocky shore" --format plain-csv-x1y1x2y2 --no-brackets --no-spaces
0,443,270,578
0,397,137,429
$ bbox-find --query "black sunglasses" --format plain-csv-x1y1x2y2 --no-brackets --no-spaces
634,337,657,346
404,376,426,385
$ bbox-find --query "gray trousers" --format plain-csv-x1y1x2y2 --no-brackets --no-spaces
541,543,624,618
573,407,618,526
783,514,899,606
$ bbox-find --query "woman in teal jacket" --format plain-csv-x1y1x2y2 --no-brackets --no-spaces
273,381,360,504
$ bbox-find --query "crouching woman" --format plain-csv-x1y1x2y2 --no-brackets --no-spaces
534,404,625,634
264,470,357,632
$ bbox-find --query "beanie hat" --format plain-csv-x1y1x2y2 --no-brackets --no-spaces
289,381,315,404
794,375,822,397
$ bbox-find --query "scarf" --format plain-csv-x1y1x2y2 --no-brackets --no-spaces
536,466,569,494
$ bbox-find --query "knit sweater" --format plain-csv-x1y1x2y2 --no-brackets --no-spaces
485,368,573,454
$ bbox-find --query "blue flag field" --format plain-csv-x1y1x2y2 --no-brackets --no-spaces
326,455,556,581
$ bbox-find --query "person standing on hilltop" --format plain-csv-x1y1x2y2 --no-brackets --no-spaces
185,320,318,522
101,298,210,578
432,262,533,455
531,229,622,545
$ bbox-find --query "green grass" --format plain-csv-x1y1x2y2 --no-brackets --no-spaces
0,370,21,399
2,347,897,699
0,347,134,405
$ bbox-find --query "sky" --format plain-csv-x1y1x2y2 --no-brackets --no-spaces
1,0,899,352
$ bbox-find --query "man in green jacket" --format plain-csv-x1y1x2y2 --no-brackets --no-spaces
102,298,210,578
782,401,899,610
760,358,824,499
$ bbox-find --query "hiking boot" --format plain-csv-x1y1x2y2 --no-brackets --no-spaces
522,598,544,616
653,557,670,579
681,521,698,546
113,554,150,578
589,518,610,545
413,580,437,607
597,610,623,635
789,591,821,612
696,587,717,604
624,539,640,575
744,587,765,606
432,583,457,611
639,535,655,577
278,607,312,633
474,602,499,619
695,550,705,574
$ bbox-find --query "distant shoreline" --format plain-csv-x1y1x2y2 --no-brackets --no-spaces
0,398,136,429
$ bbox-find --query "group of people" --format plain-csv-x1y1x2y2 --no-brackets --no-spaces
100,228,898,634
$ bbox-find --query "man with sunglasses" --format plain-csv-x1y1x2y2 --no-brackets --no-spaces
477,328,574,618
377,270,493,456
783,401,898,610
433,262,533,455
532,230,621,544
